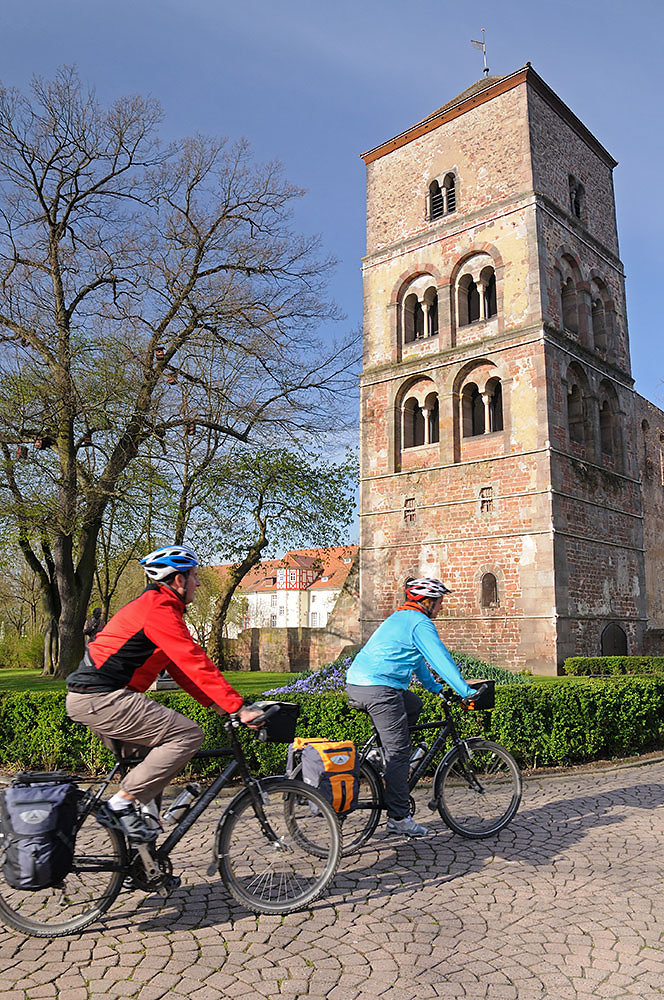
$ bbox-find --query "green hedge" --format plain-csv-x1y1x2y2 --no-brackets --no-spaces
2,678,664,775
563,656,664,676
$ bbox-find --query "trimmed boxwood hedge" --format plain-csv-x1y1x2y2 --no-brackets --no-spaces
563,656,664,677
1,677,664,776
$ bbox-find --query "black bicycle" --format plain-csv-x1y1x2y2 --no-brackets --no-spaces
0,709,341,937
339,683,522,854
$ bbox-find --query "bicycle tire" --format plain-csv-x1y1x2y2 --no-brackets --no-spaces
435,739,522,839
0,801,127,937
290,761,383,856
216,778,341,915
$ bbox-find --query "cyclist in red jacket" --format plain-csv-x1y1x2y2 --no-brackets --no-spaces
66,545,261,842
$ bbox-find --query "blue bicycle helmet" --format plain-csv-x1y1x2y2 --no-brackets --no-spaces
139,545,199,581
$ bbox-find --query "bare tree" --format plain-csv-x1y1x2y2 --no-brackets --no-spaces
0,68,358,676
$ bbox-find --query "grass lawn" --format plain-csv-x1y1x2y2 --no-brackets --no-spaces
0,668,300,696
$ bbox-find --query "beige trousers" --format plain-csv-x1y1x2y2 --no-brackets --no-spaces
66,688,204,804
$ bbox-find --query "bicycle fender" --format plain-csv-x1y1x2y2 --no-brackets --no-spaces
430,739,485,808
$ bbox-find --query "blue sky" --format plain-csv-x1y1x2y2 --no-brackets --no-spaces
2,0,663,405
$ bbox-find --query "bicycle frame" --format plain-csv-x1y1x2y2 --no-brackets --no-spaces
78,721,279,870
358,696,471,795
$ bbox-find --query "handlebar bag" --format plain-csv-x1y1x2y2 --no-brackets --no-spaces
0,777,79,890
287,738,359,814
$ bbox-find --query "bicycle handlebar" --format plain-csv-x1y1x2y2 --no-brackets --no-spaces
444,682,490,710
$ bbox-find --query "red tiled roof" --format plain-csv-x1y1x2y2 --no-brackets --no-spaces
212,546,358,594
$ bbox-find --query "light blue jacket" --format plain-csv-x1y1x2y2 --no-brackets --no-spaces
347,608,475,697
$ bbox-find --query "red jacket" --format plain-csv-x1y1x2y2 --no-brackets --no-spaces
67,583,243,714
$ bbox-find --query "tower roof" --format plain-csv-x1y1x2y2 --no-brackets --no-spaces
417,73,511,126
361,64,616,169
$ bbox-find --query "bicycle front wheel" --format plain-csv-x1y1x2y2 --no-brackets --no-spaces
216,778,340,915
0,802,127,937
436,739,522,839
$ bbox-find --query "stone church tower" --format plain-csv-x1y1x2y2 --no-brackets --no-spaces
359,64,648,674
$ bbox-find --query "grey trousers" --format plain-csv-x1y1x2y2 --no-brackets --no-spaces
66,689,204,804
346,684,422,819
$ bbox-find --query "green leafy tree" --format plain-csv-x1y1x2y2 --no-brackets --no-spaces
204,447,358,664
0,68,357,676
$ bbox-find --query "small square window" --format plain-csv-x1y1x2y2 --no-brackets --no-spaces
270,594,277,607
270,615,277,627
311,612,319,627
278,607,285,616
404,497,416,523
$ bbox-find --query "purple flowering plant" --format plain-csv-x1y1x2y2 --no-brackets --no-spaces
261,650,527,697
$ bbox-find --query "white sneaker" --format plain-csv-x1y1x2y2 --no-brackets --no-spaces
386,815,429,838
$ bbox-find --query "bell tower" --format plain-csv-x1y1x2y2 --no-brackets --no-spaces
359,65,645,673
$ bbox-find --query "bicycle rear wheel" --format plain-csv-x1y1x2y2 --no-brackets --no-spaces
216,778,340,914
435,739,522,839
288,761,383,857
0,801,127,937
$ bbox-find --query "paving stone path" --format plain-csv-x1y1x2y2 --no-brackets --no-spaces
1,760,664,999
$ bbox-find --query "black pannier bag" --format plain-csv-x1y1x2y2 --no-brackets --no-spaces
0,774,79,890
251,701,300,744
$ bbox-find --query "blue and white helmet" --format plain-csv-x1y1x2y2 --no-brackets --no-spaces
139,545,199,581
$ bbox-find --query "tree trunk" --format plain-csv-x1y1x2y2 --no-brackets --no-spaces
208,525,268,668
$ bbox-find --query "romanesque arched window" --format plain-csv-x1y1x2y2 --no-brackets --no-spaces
401,277,439,344
462,383,484,437
486,377,503,432
567,383,585,444
400,378,439,451
590,277,613,355
598,380,623,471
456,255,498,327
403,397,426,448
481,573,499,608
561,277,578,333
427,173,457,221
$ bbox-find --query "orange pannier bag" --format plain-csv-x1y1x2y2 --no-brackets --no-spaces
287,738,360,814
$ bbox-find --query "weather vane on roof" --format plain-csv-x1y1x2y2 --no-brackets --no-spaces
470,28,489,76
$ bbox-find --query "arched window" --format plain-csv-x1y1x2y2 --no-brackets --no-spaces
488,380,503,432
425,392,440,444
427,291,439,337
561,277,578,333
598,380,623,471
592,299,607,353
457,261,496,327
567,383,585,444
403,292,418,344
467,278,480,323
481,573,499,608
600,400,613,455
401,280,438,344
403,398,425,448
601,623,627,656
484,271,497,319
427,173,457,220
462,383,484,437
443,173,456,214
413,300,425,340
429,180,444,220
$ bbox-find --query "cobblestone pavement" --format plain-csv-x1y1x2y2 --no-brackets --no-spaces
2,761,664,999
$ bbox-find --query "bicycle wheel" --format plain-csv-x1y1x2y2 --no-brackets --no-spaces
216,778,340,914
435,739,522,839
288,761,382,857
0,801,127,937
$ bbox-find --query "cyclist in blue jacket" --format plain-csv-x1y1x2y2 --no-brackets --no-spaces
346,577,475,838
